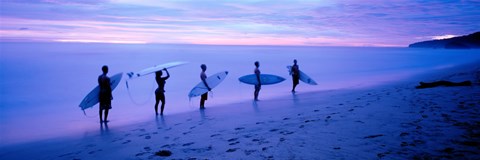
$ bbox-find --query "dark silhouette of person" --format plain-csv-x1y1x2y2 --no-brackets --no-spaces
290,59,300,92
155,68,170,115
98,65,112,123
200,64,211,109
254,61,261,101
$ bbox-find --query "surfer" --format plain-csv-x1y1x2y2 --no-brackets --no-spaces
200,64,211,109
155,68,170,115
98,65,112,123
290,59,300,92
254,61,261,101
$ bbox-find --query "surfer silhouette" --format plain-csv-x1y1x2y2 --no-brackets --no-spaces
290,59,300,92
155,68,170,115
98,65,112,123
254,61,261,101
200,64,211,109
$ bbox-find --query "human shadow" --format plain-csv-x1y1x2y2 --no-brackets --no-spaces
100,122,110,135
252,100,260,113
199,108,206,121
292,92,299,105
155,115,166,128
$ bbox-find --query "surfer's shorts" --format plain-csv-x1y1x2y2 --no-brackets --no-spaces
99,102,112,110
255,84,261,90
99,91,112,110
201,92,208,100
293,76,300,85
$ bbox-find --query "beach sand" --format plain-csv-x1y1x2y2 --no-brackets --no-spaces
1,63,479,160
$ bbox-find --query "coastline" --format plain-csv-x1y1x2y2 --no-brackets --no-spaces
1,61,479,159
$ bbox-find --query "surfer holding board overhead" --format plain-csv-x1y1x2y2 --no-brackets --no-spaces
200,64,211,109
155,68,169,116
98,65,113,123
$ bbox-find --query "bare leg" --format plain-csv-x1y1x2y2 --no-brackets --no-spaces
160,95,165,115
154,99,159,115
200,98,205,109
99,109,103,123
160,99,165,115
104,109,109,122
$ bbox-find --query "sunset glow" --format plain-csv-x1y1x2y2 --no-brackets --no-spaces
1,0,479,46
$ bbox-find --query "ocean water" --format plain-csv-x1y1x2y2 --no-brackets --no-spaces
1,42,479,146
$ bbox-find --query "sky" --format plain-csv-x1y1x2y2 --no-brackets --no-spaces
0,0,479,47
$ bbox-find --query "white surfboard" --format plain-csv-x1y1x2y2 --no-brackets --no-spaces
238,74,285,85
188,71,229,98
287,66,318,85
79,72,123,110
127,61,188,79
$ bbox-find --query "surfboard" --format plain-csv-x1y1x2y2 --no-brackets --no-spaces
79,72,123,110
188,71,229,98
127,61,188,79
238,74,285,85
287,66,318,85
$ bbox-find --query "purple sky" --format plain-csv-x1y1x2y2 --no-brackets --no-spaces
1,0,479,46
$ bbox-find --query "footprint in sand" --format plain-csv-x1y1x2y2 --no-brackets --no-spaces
144,147,152,151
243,134,253,138
228,138,238,142
135,152,148,157
355,120,365,124
235,127,245,131
229,141,240,145
283,117,290,120
122,140,132,144
280,131,294,135
161,144,173,148
363,134,384,139
304,119,315,123
226,148,239,152
325,116,331,122
348,109,354,112
145,136,151,139
279,137,286,142
210,134,221,137
182,142,195,146
88,149,102,154
244,149,257,155
269,129,279,132
399,132,409,137
262,146,272,151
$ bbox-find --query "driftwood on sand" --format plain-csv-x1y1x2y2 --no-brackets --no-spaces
415,80,472,89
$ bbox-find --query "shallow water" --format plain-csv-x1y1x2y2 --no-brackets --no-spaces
1,42,479,146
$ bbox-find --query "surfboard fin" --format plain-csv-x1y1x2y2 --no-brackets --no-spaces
127,72,134,78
